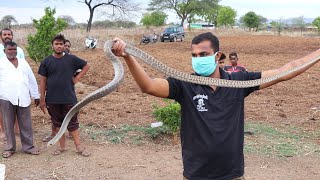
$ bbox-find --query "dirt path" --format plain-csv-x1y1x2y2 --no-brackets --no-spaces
2,135,320,180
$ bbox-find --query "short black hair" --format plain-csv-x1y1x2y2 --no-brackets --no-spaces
0,28,13,36
219,53,226,61
51,34,66,44
229,52,238,58
65,39,71,44
4,41,17,48
65,39,71,46
191,32,219,52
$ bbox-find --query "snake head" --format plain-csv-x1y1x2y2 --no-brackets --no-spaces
47,138,59,147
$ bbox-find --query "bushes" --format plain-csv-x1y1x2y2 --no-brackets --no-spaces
92,20,136,28
26,7,67,64
152,101,181,134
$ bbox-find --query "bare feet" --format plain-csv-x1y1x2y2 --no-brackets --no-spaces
52,148,66,156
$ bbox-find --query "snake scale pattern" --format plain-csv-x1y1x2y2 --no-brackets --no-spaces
48,40,319,146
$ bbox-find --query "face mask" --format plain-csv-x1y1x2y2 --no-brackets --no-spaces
192,52,218,77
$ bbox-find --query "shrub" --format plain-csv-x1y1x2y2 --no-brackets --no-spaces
312,17,320,34
152,101,181,134
26,7,67,64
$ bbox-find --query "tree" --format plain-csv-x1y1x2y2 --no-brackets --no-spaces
148,0,218,27
291,16,306,34
26,7,67,64
259,15,268,29
0,15,18,28
140,11,167,28
270,18,285,35
78,0,139,32
198,4,220,27
92,20,136,28
216,6,237,28
59,15,76,26
312,16,320,34
241,11,266,31
186,11,197,30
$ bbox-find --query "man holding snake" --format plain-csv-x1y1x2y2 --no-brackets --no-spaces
111,32,320,180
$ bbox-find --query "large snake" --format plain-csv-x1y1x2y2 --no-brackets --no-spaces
47,40,320,146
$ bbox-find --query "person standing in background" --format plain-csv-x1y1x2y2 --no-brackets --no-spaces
38,34,90,157
224,52,247,73
42,38,74,142
218,52,227,69
0,41,40,158
0,28,26,139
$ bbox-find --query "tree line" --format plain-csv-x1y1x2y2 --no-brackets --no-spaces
0,15,137,29
142,0,320,33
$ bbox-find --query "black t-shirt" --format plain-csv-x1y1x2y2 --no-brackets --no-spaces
38,54,87,104
167,69,261,180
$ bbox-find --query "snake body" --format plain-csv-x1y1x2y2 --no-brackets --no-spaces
48,40,319,146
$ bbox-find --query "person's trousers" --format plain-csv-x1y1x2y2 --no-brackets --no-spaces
0,99,35,152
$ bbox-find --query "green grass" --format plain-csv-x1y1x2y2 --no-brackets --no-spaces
84,124,171,144
244,122,320,157
83,122,320,157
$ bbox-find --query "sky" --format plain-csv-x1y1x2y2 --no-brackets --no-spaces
0,0,320,24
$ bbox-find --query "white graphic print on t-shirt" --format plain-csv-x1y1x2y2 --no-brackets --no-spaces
193,94,208,112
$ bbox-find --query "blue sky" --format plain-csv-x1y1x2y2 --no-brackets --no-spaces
1,0,320,24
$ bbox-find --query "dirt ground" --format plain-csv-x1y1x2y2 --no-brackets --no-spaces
1,33,320,179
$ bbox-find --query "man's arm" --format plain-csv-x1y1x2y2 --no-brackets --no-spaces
73,63,90,84
112,38,169,98
39,75,47,114
260,49,320,89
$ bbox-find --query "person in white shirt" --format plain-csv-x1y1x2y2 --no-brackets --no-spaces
0,28,25,139
0,41,40,158
0,28,25,59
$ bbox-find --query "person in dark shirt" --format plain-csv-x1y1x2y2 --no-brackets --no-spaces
38,34,90,157
42,38,74,142
224,52,247,73
218,52,226,69
111,32,320,179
